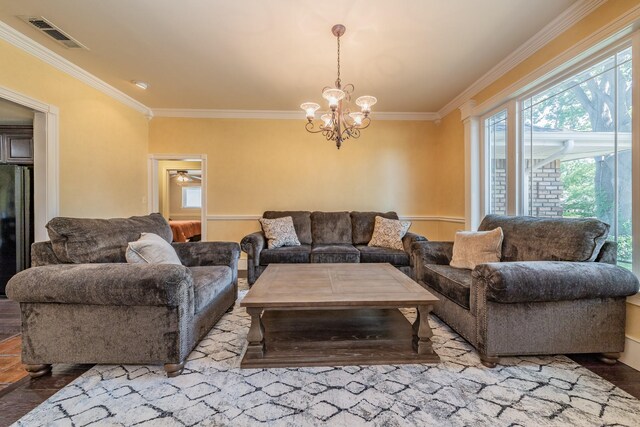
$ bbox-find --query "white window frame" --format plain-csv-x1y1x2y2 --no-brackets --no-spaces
181,186,202,209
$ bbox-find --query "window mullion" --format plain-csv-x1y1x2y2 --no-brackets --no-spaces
506,100,518,215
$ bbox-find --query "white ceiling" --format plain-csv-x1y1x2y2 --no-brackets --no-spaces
0,0,578,112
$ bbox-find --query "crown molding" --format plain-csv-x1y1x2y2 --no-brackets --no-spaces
152,108,439,121
0,20,153,117
437,0,607,119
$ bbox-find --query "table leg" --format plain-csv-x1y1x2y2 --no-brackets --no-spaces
412,305,435,355
246,307,265,358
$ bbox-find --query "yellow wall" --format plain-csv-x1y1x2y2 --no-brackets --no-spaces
0,39,149,218
149,118,442,242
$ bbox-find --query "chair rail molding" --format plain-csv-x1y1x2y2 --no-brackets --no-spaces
205,215,464,223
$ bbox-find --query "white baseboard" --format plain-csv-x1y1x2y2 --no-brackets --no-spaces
620,335,640,371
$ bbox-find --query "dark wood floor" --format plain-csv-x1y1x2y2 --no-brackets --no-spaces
0,294,639,426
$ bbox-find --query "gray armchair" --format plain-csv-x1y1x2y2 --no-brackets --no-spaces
7,214,239,378
412,214,639,367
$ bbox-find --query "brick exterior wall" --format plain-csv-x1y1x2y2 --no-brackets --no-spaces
490,159,563,218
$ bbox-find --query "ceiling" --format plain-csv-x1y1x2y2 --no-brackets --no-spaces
0,0,578,112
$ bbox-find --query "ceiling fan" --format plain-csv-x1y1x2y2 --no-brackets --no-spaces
171,170,202,185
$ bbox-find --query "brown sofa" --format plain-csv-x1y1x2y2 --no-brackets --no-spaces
241,211,427,285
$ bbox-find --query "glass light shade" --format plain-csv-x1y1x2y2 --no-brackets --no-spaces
321,114,333,128
356,95,377,112
349,112,364,126
322,88,345,108
300,102,320,118
176,171,192,185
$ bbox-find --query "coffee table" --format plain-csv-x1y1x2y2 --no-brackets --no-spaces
240,263,440,368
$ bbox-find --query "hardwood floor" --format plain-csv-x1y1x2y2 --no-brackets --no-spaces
1,281,639,426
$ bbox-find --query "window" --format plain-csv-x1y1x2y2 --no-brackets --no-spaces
480,44,634,270
182,186,202,209
520,46,632,269
484,109,508,215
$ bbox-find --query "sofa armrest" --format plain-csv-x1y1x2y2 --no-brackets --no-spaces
402,232,427,254
172,241,240,268
6,264,193,307
241,232,266,267
472,261,640,304
411,241,453,265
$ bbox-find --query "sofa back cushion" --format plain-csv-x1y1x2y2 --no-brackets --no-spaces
478,214,609,262
350,211,399,245
46,213,172,264
263,211,312,245
311,211,352,244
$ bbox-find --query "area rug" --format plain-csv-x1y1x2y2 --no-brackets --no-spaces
15,280,640,426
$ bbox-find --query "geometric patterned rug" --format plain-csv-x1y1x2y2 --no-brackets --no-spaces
14,280,640,426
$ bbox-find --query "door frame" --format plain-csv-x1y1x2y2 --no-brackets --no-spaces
148,154,208,241
0,85,59,242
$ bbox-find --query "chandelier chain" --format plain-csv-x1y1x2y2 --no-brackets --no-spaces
336,34,341,87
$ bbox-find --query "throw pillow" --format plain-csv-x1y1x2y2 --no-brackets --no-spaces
450,227,504,270
126,232,182,265
259,216,301,249
368,216,411,251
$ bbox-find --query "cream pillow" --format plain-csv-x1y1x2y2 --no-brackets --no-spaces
259,216,301,249
450,227,503,269
126,232,182,265
368,216,411,251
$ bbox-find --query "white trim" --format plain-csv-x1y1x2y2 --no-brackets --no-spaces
633,31,640,277
0,85,59,241
148,154,208,241
0,21,153,117
204,214,465,223
438,0,607,118
471,5,640,118
152,108,439,121
620,335,640,371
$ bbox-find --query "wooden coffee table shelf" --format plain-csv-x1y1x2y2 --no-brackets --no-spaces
240,263,440,368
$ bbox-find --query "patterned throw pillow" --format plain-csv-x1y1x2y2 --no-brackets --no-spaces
259,216,301,249
368,216,411,251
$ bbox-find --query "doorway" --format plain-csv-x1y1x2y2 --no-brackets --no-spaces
149,154,207,242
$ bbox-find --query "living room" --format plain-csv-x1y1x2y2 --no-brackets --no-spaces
1,0,640,425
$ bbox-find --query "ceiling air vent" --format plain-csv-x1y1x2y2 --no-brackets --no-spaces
19,16,87,49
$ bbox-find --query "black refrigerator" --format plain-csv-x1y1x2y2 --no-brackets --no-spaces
0,165,33,296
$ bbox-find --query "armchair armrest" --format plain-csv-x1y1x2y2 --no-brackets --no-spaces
241,232,266,267
472,261,640,304
6,264,193,307
172,241,240,267
402,232,427,254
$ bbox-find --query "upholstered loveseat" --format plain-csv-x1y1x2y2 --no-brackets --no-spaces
412,214,639,367
241,211,426,285
7,213,239,378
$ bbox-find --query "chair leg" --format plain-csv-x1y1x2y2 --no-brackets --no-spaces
480,354,499,368
599,352,621,365
25,364,52,378
164,362,185,378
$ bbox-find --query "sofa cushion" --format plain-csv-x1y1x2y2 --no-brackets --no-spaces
479,214,609,262
311,211,353,244
126,233,182,265
46,213,172,264
310,244,360,263
263,211,312,245
259,216,301,249
368,216,411,250
356,245,409,266
421,264,472,309
350,211,398,245
260,245,311,265
190,266,233,313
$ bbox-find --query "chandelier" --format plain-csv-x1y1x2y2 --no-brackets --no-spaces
300,24,377,149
